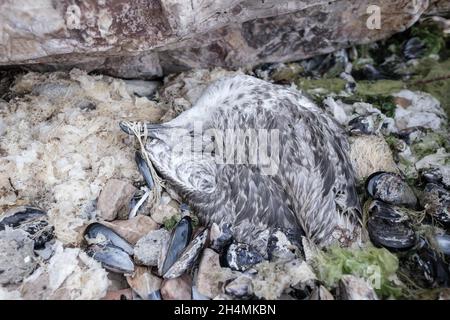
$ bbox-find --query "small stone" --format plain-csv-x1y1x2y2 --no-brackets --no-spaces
123,80,160,98
134,229,171,266
126,266,162,300
102,215,159,245
151,193,180,224
439,288,450,300
310,285,334,300
0,229,37,285
338,275,378,300
161,274,192,300
102,288,133,300
267,230,298,263
97,179,138,221
224,275,253,299
196,248,236,299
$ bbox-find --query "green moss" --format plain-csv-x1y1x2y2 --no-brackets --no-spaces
410,22,446,57
411,132,450,158
313,246,404,298
296,78,346,94
163,215,181,231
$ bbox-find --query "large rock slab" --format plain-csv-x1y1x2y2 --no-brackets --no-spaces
0,0,444,78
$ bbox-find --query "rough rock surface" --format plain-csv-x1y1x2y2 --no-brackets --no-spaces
161,274,192,300
0,229,36,285
97,179,137,221
126,266,162,299
102,215,159,245
134,229,171,267
0,0,443,78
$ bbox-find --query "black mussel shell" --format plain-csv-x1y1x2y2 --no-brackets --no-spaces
86,243,135,274
367,200,417,251
160,216,193,276
0,206,54,249
224,243,264,271
403,37,427,60
210,223,233,254
421,183,450,226
418,168,448,189
163,227,208,279
366,172,417,208
135,151,154,189
409,238,450,288
84,223,134,255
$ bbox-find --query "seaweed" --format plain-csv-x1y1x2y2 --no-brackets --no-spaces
313,246,404,298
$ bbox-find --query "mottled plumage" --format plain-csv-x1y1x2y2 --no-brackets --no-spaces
141,75,361,251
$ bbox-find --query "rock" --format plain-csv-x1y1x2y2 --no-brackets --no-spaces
150,193,180,225
349,135,398,181
0,1,438,78
0,229,37,285
338,275,378,300
123,80,160,98
134,229,171,267
252,259,317,300
224,275,254,299
310,285,334,300
439,288,450,300
161,274,192,300
102,288,133,300
126,266,162,300
97,179,137,221
393,90,447,131
196,248,236,299
102,215,159,245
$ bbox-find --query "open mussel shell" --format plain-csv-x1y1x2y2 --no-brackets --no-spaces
84,223,134,255
224,243,264,271
86,244,135,274
135,151,154,189
366,172,417,208
421,183,450,226
0,206,54,249
163,228,208,279
367,200,417,251
159,216,193,276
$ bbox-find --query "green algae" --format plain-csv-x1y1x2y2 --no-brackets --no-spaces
313,246,404,298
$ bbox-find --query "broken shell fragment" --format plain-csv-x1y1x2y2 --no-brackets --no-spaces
86,244,135,275
159,216,193,276
0,206,54,249
163,228,208,279
135,151,154,189
367,200,417,251
225,243,264,271
84,223,134,255
366,172,417,208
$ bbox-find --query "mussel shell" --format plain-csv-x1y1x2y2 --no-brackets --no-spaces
163,228,208,279
418,168,448,189
366,172,417,208
367,200,417,251
403,37,427,60
135,151,154,189
209,223,233,254
0,206,54,249
84,223,134,255
225,243,264,271
421,183,450,226
348,115,375,135
86,244,135,274
410,238,450,287
159,216,193,276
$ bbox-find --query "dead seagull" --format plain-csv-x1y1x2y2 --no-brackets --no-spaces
121,75,362,252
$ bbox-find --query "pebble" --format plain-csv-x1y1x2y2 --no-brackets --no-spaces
338,275,378,300
126,266,162,300
196,248,236,299
161,274,192,300
310,285,334,300
224,275,253,299
97,179,137,221
102,215,159,245
0,229,37,285
151,193,180,224
123,80,160,98
134,229,171,266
